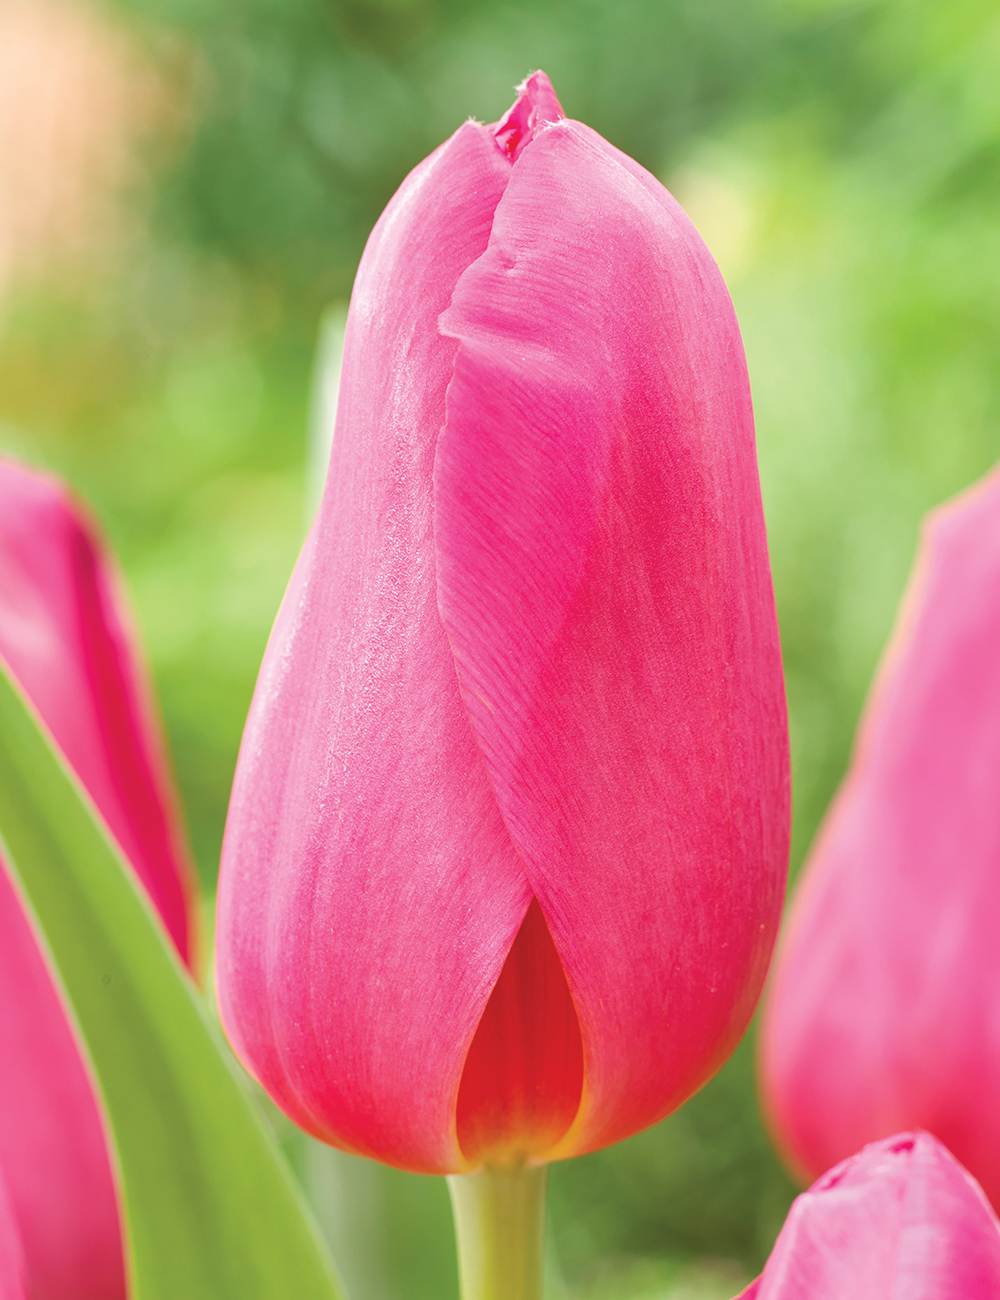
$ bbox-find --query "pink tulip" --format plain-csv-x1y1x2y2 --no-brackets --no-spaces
759,463,1000,1203
0,458,196,1300
216,71,789,1174
739,1132,1000,1299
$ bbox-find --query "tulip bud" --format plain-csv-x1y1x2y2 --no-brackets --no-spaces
759,463,1000,1203
740,1132,1000,1299
0,458,196,1300
216,71,789,1175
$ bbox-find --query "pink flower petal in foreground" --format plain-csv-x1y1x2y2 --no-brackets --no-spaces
216,71,789,1174
740,1133,1000,1299
0,457,196,1300
759,463,1000,1205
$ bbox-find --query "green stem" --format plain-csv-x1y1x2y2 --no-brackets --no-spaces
447,1163,548,1300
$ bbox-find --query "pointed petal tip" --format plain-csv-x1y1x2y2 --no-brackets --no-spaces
492,70,565,161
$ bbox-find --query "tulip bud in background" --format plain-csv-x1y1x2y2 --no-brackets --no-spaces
739,1132,1000,1299
759,463,1000,1204
0,457,196,1300
216,70,788,1178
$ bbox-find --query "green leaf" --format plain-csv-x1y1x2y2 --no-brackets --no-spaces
0,660,345,1300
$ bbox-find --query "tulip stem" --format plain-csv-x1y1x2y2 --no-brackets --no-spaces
447,1163,548,1300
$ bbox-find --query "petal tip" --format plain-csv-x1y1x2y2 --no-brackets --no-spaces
492,70,565,162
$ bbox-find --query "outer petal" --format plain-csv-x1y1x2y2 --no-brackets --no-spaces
745,1132,1000,1299
760,464,1000,1203
436,119,789,1157
0,459,195,1300
215,122,531,1174
0,462,194,960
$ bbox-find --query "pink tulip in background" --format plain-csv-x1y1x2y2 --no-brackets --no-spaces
760,462,1000,1205
216,71,789,1174
739,1132,1000,1299
0,458,195,1300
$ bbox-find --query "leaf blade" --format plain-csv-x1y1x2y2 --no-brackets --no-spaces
0,658,344,1300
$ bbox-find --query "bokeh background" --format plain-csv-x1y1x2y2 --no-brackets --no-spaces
1,0,998,1295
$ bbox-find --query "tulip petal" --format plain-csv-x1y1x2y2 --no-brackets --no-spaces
492,70,564,161
436,119,788,1156
216,122,532,1173
0,464,193,963
749,1133,1000,1299
759,463,1000,1203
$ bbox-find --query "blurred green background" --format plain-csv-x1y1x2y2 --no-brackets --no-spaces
2,0,998,1294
